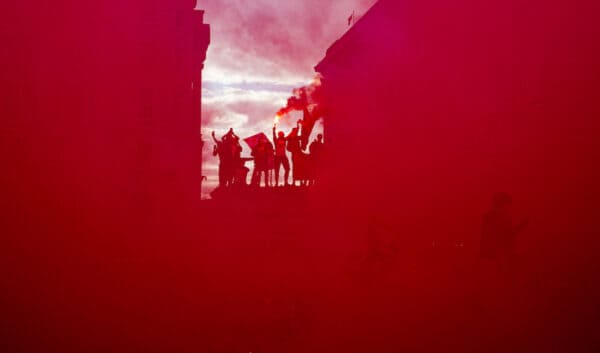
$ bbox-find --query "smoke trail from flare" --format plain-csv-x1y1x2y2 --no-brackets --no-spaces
276,75,324,149
276,74,323,118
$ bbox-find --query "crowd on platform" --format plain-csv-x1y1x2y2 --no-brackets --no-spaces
211,121,325,188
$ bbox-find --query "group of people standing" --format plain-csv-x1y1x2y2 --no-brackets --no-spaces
211,128,246,187
211,121,325,188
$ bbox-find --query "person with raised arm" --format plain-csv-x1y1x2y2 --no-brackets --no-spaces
272,124,290,187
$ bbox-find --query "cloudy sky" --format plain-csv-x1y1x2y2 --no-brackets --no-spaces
198,0,376,196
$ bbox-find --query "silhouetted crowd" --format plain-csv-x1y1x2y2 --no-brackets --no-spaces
211,129,245,187
211,122,325,188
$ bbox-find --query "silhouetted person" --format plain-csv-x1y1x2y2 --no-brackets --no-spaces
212,128,239,187
272,125,290,186
287,122,306,186
212,131,230,187
481,192,529,260
265,138,275,187
251,137,270,187
308,133,324,185
309,133,324,156
231,134,248,186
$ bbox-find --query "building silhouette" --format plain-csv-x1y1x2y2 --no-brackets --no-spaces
315,0,600,250
3,1,210,218
1,2,211,352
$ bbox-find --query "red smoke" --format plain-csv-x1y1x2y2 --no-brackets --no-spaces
276,74,323,118
276,75,324,149
3,1,599,353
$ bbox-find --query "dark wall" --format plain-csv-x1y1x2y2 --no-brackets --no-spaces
315,4,600,350
318,0,600,249
1,2,210,352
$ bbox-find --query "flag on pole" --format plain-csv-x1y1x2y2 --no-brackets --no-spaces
243,132,269,150
347,11,355,26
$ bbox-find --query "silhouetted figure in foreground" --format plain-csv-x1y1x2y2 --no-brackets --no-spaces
481,192,529,260
272,125,290,186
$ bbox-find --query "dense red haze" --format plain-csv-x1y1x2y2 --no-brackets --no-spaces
1,1,600,353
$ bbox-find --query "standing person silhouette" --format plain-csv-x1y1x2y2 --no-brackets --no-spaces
272,125,290,187
286,121,305,186
309,133,324,156
481,192,529,261
308,133,324,185
251,136,270,187
231,134,246,186
212,131,229,187
265,138,274,187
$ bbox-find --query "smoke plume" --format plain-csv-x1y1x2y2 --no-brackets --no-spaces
276,75,324,149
